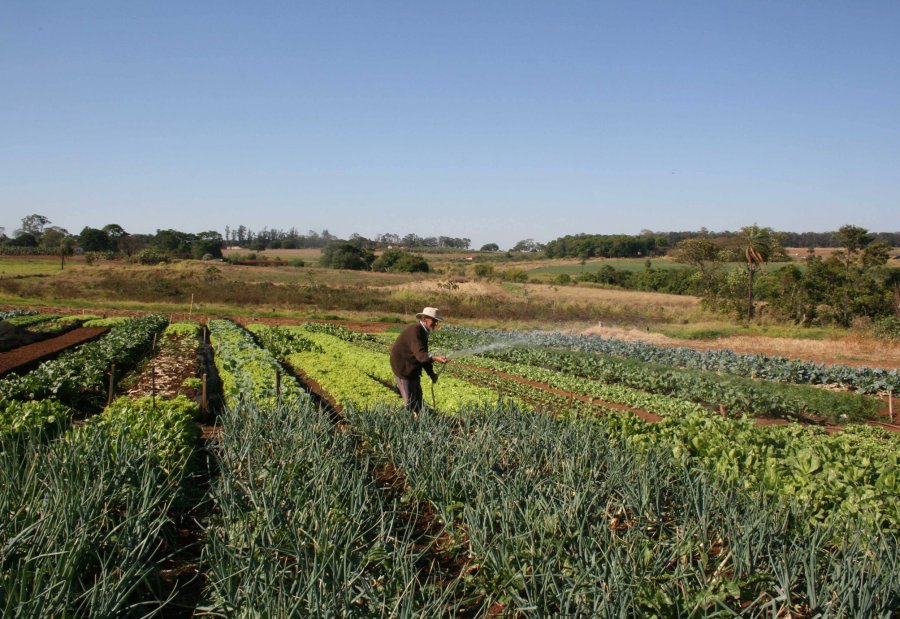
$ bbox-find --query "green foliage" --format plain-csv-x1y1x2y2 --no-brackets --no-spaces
433,326,900,393
135,247,172,264
300,321,375,342
81,316,131,327
164,320,201,337
248,324,323,357
0,400,193,616
371,248,430,273
320,242,375,270
544,232,668,258
208,319,311,410
477,346,880,422
0,315,168,409
872,315,900,342
473,262,495,278
89,395,200,472
0,398,72,437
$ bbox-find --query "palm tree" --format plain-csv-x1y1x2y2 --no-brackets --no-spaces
741,225,774,320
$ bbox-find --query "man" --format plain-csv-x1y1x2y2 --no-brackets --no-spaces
390,307,448,414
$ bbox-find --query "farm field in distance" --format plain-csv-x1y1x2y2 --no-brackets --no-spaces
1,251,899,615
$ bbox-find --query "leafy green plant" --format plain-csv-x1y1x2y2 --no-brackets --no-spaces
0,315,168,410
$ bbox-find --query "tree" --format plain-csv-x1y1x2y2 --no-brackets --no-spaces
371,249,429,273
479,243,500,252
740,225,775,320
671,237,729,310
118,234,147,257
79,227,115,252
17,214,51,238
192,231,224,259
511,238,542,252
834,225,873,269
320,242,375,270
38,227,70,253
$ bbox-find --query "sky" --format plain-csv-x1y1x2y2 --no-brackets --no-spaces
2,1,898,250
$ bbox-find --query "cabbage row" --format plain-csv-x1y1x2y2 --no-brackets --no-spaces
434,326,900,393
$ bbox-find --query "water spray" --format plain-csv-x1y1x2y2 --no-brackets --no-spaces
429,340,523,409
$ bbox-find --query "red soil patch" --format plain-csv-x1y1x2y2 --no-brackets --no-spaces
0,327,109,376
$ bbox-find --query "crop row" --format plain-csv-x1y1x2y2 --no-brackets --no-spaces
201,323,898,615
444,356,899,531
1,395,199,616
207,320,311,410
433,326,900,394
0,309,36,321
470,347,880,422
0,314,168,410
349,405,898,616
203,399,468,615
248,324,504,413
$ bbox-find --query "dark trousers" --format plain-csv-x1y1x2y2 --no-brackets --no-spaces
395,375,424,413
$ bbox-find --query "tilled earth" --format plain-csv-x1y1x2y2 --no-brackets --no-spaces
0,327,109,376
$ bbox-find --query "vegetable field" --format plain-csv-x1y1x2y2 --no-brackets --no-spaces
1,312,898,616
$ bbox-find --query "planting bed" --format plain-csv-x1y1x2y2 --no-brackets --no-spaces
3,311,899,616
0,326,108,376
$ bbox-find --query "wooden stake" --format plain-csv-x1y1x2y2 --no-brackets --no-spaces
107,363,115,406
201,373,208,421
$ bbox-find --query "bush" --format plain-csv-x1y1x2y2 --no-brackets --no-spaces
872,316,900,342
136,248,172,265
320,242,374,270
473,263,495,279
500,269,529,283
372,249,429,273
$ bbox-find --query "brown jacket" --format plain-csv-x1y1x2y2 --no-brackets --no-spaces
390,323,436,380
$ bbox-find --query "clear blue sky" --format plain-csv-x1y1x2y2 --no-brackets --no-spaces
2,1,898,249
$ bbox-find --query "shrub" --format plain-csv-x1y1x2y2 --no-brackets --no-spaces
136,248,171,265
872,316,900,342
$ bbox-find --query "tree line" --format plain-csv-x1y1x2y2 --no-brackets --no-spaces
0,215,223,263
223,225,472,251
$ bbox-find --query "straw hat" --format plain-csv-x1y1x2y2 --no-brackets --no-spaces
416,307,443,321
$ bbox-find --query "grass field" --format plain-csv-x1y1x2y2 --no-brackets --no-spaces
0,256,71,277
527,257,689,275
1,253,897,369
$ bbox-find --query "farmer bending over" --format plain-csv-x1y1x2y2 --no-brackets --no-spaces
390,307,448,414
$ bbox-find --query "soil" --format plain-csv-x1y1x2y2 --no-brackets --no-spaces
0,326,109,376
123,333,202,401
